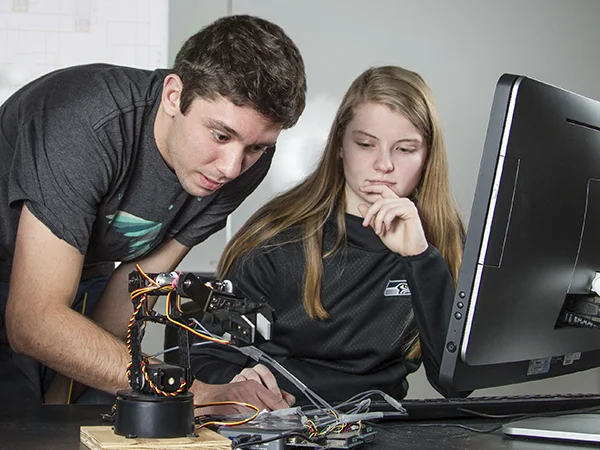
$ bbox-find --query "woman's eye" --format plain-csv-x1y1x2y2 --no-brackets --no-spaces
357,142,372,148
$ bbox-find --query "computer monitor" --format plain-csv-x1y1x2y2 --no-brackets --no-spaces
439,74,600,442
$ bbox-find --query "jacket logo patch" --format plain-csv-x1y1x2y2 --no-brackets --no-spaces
384,280,411,297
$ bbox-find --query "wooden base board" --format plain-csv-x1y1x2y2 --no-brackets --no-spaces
80,426,231,449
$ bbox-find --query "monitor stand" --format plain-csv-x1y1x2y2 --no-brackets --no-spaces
503,414,600,443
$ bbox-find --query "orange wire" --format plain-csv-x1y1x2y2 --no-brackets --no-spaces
165,291,230,344
135,263,160,286
194,401,260,428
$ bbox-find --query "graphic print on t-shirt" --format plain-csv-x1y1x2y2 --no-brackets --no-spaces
106,211,162,260
384,280,411,297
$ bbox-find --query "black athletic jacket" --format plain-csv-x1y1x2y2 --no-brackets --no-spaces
190,213,464,403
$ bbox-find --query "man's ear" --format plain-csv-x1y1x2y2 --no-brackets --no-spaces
161,74,183,117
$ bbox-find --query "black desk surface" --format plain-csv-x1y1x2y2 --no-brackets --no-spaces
0,404,592,450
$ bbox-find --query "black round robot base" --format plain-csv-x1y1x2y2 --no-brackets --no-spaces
113,389,195,438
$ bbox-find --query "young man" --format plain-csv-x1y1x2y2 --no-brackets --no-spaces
0,15,306,409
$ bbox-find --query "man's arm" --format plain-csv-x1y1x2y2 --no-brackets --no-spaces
6,204,136,394
43,222,193,403
7,204,293,410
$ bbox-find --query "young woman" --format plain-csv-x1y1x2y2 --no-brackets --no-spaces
190,65,466,405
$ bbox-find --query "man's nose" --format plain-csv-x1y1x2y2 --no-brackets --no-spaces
216,147,245,180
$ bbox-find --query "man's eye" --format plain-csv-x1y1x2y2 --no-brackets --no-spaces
248,145,272,154
211,130,229,142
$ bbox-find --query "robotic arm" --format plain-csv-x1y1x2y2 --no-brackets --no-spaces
112,267,275,438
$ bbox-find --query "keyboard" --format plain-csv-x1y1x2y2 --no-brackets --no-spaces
369,393,600,420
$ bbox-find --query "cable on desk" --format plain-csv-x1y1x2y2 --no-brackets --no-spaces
455,404,600,420
373,405,600,436
371,420,504,435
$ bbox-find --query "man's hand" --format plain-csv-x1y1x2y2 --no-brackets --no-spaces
230,364,295,406
190,374,294,415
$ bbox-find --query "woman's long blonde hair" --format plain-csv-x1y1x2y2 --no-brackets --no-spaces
217,66,465,359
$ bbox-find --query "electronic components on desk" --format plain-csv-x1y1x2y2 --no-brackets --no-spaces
219,421,376,449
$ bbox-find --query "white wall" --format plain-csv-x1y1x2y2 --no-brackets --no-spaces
167,0,600,397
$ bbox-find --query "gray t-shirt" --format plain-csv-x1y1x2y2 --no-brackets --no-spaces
0,64,272,281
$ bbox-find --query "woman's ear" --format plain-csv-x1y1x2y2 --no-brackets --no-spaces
161,74,183,117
